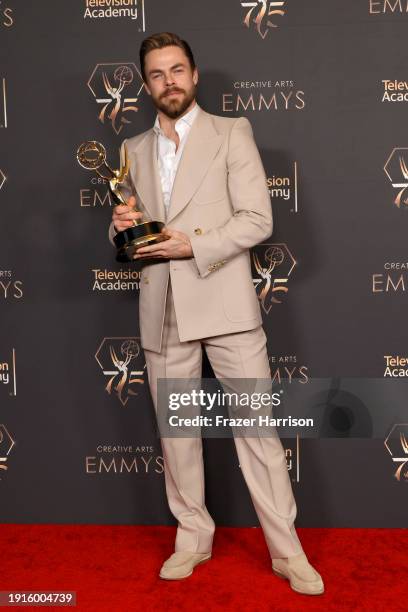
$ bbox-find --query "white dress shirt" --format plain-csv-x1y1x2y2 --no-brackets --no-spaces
153,102,200,218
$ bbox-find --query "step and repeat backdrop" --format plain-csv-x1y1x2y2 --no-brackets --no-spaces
1,1,407,527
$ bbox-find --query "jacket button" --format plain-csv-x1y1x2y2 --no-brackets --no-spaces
194,228,202,235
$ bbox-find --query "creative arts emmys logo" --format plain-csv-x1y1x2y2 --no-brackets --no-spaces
369,1,408,15
241,1,286,38
384,148,408,208
95,337,146,406
88,63,144,135
223,80,305,113
86,444,164,475
0,424,16,480
252,243,296,314
0,270,23,300
80,171,119,208
384,424,408,482
372,262,407,294
269,355,309,385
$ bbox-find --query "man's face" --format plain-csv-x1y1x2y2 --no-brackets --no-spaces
143,45,198,119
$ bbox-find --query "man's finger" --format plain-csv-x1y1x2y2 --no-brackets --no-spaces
115,211,143,221
135,241,171,254
114,204,133,215
133,252,167,259
128,195,137,209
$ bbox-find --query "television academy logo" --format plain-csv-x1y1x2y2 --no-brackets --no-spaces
267,162,299,212
378,351,408,380
87,63,144,134
384,424,408,482
0,78,7,128
381,80,408,103
241,1,286,38
384,148,408,208
0,424,16,480
0,348,17,396
238,436,300,481
83,0,145,27
383,355,408,377
95,337,146,406
0,1,13,27
285,436,300,483
252,243,296,314
91,268,141,291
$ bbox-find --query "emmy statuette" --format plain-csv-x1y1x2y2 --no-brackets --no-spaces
76,140,168,262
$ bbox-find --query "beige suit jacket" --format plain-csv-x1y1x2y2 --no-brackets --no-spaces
108,106,273,352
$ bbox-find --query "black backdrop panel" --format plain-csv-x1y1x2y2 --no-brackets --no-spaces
1,1,407,526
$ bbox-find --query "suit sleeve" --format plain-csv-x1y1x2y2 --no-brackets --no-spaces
108,138,135,246
189,117,273,279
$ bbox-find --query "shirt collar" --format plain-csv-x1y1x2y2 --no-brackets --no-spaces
153,102,200,136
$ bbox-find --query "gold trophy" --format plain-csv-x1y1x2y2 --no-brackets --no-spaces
76,140,168,262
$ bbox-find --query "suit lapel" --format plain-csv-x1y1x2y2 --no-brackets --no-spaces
166,108,223,223
130,131,166,223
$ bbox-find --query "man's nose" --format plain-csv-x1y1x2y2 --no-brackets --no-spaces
164,73,175,86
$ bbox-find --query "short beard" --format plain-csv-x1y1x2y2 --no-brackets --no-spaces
154,84,197,120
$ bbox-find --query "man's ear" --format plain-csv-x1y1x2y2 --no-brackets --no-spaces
193,68,199,86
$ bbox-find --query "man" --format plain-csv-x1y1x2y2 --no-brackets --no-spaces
109,32,324,595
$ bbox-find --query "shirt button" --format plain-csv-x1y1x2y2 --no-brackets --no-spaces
194,228,202,235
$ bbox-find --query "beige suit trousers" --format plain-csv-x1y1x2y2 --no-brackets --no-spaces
144,280,304,559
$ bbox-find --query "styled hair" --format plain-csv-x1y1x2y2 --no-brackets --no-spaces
139,32,196,82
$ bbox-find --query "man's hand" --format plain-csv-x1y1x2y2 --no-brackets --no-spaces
112,195,143,232
133,227,193,259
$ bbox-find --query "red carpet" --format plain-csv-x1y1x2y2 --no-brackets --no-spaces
1,525,407,611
